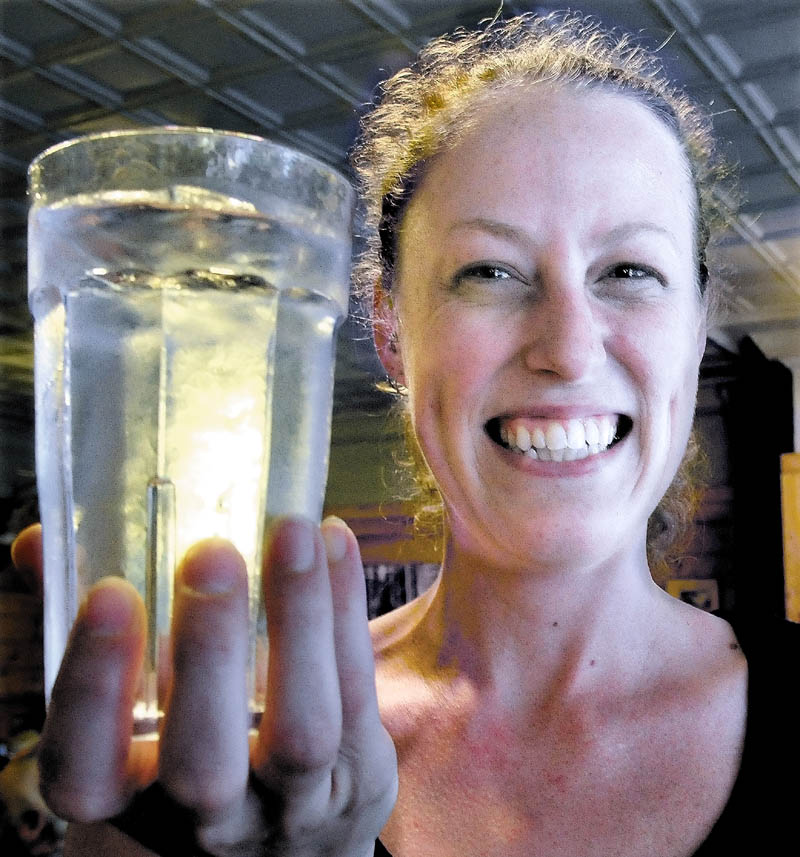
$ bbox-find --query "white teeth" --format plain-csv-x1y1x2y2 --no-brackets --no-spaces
531,426,547,448
600,416,616,447
498,414,624,461
545,423,567,451
566,419,585,450
516,425,531,451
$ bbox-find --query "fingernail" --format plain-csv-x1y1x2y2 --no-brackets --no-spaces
85,579,137,636
9,538,24,569
180,539,243,594
10,525,39,573
322,516,348,564
275,518,315,573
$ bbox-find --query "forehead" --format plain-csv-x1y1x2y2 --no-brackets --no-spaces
401,83,696,250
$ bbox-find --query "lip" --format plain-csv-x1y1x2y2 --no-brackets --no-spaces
491,406,628,421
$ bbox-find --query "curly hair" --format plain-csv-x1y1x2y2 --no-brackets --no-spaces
349,11,733,577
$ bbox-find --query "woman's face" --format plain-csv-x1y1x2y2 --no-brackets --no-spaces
382,85,707,572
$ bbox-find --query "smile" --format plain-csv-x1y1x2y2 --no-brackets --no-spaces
487,414,632,461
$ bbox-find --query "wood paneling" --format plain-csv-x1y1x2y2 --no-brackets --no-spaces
782,453,800,623
324,501,442,564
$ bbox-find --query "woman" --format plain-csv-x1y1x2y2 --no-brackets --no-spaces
11,12,800,857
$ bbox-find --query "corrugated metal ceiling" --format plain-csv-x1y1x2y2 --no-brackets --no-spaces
0,0,798,443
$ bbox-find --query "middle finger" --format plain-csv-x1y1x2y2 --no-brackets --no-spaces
158,539,251,822
255,518,342,801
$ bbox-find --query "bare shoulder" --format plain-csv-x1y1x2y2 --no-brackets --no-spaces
658,589,746,667
370,578,439,663
369,583,446,745
649,593,748,737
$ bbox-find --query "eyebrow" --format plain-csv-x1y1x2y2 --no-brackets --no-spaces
445,217,679,250
598,221,678,249
445,217,529,242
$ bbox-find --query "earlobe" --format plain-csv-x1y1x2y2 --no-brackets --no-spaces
373,276,406,384
696,307,708,362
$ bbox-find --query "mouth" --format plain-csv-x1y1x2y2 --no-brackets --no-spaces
485,414,633,462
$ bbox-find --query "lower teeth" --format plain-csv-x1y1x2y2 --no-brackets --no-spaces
509,442,607,459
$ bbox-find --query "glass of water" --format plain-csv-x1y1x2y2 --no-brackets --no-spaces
27,127,355,737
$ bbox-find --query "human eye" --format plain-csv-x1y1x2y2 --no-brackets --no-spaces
596,261,667,300
603,262,664,285
452,262,522,289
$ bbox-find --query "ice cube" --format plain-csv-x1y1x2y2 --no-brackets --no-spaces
169,185,257,213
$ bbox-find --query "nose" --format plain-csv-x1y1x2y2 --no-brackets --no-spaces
522,286,607,381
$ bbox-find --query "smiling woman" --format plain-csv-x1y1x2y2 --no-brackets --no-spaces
350,13,793,857
352,12,730,584
372,80,706,573
14,10,800,857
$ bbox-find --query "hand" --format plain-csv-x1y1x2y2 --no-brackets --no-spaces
12,518,397,857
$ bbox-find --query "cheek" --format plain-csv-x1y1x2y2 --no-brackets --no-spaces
636,302,702,384
621,313,701,437
404,306,506,392
652,334,702,451
668,313,705,407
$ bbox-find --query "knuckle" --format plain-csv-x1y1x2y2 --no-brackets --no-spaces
163,774,240,817
171,634,239,674
266,741,336,778
159,752,246,815
170,609,247,675
39,779,113,823
270,802,321,841
38,744,125,823
263,701,341,775
337,667,376,718
347,732,398,804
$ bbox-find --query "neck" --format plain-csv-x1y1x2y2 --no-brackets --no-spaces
414,535,670,710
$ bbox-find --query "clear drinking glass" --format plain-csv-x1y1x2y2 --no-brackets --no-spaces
27,127,354,736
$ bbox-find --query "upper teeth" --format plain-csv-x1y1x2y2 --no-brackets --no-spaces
499,416,619,460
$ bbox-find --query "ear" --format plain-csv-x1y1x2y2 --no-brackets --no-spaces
373,275,406,385
695,301,708,362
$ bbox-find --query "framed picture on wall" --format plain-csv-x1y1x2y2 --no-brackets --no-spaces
666,578,720,612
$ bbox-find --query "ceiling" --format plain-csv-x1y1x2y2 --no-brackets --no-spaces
0,0,799,494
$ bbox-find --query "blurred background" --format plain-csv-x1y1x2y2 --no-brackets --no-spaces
0,2,798,847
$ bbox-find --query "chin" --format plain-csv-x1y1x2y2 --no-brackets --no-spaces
450,505,646,574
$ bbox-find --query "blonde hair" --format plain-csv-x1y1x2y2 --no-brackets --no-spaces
350,12,732,575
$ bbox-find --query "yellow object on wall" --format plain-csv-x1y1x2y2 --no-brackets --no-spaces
782,453,800,623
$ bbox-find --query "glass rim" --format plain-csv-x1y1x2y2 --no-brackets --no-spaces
27,125,347,185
